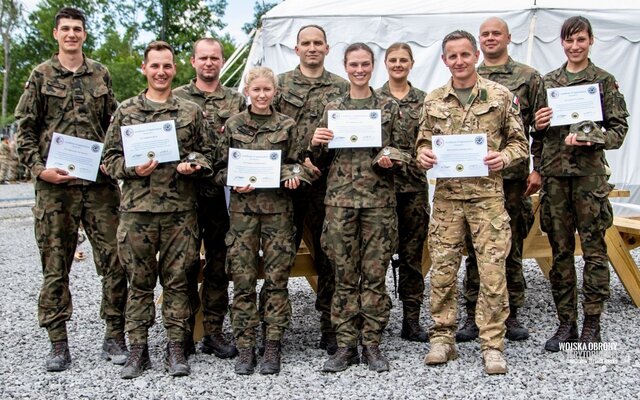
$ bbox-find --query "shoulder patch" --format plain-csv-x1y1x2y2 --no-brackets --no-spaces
512,96,520,111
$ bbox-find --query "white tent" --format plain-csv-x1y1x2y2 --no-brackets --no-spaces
244,0,640,215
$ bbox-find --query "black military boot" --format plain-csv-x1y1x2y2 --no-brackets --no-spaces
184,334,196,359
321,347,359,373
102,334,129,365
165,340,190,377
361,345,390,372
505,307,530,341
235,347,257,375
401,319,429,342
260,340,282,375
319,332,338,355
544,321,579,352
455,313,479,342
579,314,602,345
120,343,151,379
201,333,237,359
46,340,71,372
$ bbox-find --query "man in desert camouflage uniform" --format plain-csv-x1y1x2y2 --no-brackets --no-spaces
14,7,127,372
457,17,544,343
534,16,629,352
417,30,528,375
273,24,350,355
103,41,214,379
173,38,245,359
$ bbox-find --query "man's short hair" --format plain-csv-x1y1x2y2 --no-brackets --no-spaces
54,7,86,30
296,24,327,44
442,30,478,54
191,38,225,59
561,16,593,40
143,41,175,63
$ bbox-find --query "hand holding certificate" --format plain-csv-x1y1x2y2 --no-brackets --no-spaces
430,134,488,178
46,132,104,181
547,84,603,127
121,120,180,167
327,109,382,148
227,148,281,188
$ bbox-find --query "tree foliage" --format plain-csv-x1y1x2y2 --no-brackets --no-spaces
242,1,279,35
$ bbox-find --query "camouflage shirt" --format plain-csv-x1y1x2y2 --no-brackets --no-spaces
214,107,305,214
536,60,629,177
416,75,529,201
376,82,428,193
14,54,117,187
478,57,544,179
103,91,214,213
173,79,246,197
311,89,406,208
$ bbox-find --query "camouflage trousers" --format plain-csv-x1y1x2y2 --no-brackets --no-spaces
0,159,17,181
429,197,510,352
540,176,612,321
226,211,296,349
117,211,198,344
395,191,430,320
186,192,230,337
322,206,396,347
33,182,126,342
463,179,533,313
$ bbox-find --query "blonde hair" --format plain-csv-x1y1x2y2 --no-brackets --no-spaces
244,66,278,88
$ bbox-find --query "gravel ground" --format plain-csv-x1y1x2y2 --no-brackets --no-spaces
1,182,639,399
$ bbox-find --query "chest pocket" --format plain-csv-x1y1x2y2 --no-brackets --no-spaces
175,118,194,153
471,102,501,131
213,109,232,132
231,127,256,145
89,85,109,116
280,90,306,120
268,129,289,152
42,81,69,113
426,105,450,134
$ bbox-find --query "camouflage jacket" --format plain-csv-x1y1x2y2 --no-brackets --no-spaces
103,91,214,213
214,107,305,214
416,75,529,200
376,82,428,193
14,54,117,188
173,79,246,197
0,141,12,160
478,57,544,179
311,89,406,208
536,60,629,177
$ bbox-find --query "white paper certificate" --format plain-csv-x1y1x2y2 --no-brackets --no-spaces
430,134,488,178
121,120,180,167
46,132,103,181
547,84,603,127
226,148,281,188
327,109,382,148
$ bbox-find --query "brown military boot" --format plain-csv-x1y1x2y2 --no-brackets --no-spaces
544,321,579,352
505,308,530,341
401,319,429,342
120,343,151,379
322,346,359,373
46,340,71,372
165,341,190,377
579,314,602,345
201,333,238,359
102,334,129,365
455,315,479,342
235,347,257,375
319,332,338,355
361,345,390,372
424,343,458,365
483,349,508,375
260,340,282,375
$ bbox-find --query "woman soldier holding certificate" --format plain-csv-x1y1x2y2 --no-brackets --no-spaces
376,42,430,343
311,42,407,373
534,16,629,352
214,67,308,376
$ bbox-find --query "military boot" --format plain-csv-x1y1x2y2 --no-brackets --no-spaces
201,333,238,359
579,314,602,345
102,334,129,365
424,343,458,365
401,319,429,342
235,347,257,375
319,332,338,355
505,308,530,341
321,347,359,373
455,315,479,342
361,345,390,372
46,340,71,372
184,334,196,359
165,341,190,377
120,343,151,379
260,340,282,375
544,321,579,352
483,349,508,375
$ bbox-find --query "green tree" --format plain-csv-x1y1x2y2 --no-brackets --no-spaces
0,0,21,123
241,0,279,35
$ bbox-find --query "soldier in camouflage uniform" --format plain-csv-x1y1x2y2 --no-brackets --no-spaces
173,38,246,359
417,30,528,375
103,41,214,379
312,43,406,373
377,42,430,343
533,16,629,352
214,67,306,375
273,25,350,354
14,7,127,372
0,135,16,183
457,17,544,343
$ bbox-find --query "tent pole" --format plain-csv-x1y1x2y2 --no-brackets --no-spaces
526,10,537,66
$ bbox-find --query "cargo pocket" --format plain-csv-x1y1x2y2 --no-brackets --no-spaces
588,189,613,231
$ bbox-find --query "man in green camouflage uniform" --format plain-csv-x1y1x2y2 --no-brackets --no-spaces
14,7,127,372
173,38,246,359
533,16,629,352
273,25,350,355
103,41,214,379
0,135,17,183
457,17,544,343
417,30,528,375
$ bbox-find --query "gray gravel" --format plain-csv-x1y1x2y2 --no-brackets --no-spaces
1,182,639,399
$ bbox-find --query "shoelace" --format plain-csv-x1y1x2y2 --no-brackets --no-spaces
168,342,187,364
126,345,146,365
52,342,67,356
